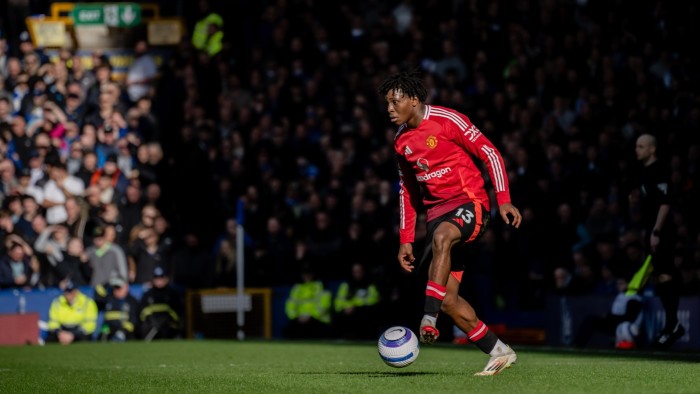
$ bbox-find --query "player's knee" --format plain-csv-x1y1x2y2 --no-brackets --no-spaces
432,231,454,253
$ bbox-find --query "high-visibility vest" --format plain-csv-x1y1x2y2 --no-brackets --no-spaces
285,281,332,324
192,13,224,56
47,291,98,334
334,282,380,312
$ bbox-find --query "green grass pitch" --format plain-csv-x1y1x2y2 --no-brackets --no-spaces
1,340,699,393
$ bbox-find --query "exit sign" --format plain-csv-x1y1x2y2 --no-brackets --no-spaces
72,3,141,27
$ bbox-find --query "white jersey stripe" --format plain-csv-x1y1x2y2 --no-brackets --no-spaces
399,182,406,229
481,145,505,191
428,106,469,131
429,107,469,129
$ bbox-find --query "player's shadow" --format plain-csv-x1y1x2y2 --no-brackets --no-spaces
311,371,438,377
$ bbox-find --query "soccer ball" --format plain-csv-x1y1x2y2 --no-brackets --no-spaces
378,326,419,368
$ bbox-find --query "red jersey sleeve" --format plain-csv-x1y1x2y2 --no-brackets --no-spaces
451,122,512,207
396,154,420,244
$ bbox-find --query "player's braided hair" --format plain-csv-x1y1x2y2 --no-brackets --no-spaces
377,70,428,102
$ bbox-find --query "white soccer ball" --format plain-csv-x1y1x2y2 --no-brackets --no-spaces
378,326,419,368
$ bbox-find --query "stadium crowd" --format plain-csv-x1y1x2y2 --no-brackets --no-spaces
0,0,698,338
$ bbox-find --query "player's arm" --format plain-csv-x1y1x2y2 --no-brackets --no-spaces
396,155,420,272
453,123,521,228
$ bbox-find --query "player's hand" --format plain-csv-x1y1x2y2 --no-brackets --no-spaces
499,203,522,228
398,243,415,273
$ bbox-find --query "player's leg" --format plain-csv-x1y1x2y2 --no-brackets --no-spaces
420,202,489,344
654,273,684,349
442,274,517,375
652,243,684,349
442,272,478,332
420,221,461,344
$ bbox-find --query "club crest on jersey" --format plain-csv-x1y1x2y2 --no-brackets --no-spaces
404,145,413,156
426,135,438,149
417,158,429,171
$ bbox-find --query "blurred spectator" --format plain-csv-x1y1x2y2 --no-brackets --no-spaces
137,266,183,340
46,280,98,344
68,53,96,96
38,159,85,224
74,150,98,187
117,183,144,244
65,236,91,286
84,225,127,287
115,137,135,177
64,196,88,239
211,217,239,288
130,96,159,143
20,77,49,128
127,203,160,247
95,277,139,342
128,227,170,285
84,63,115,119
0,94,12,124
251,216,294,286
125,39,159,105
89,154,128,203
333,262,381,340
0,38,7,79
65,139,84,175
33,222,70,285
284,263,332,339
0,235,38,289
8,116,31,166
64,79,89,128
132,143,159,186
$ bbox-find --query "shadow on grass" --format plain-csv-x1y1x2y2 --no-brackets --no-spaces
512,344,700,363
299,371,438,377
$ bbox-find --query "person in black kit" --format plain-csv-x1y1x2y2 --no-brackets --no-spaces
95,277,140,342
138,266,183,340
631,133,684,349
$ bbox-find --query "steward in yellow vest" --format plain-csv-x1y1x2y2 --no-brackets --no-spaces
284,265,332,339
192,12,224,57
333,262,381,339
47,281,98,344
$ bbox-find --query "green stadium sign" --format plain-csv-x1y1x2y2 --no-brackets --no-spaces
72,3,142,27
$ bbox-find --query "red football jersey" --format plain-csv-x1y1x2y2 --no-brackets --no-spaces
394,105,511,244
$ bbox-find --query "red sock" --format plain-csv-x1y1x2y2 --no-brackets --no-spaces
424,281,446,316
468,321,498,354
